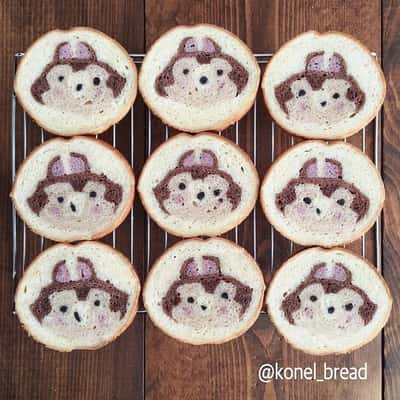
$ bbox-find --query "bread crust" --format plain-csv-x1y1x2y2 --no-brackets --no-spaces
138,131,260,237
10,136,135,242
14,27,138,137
139,24,260,133
265,247,392,355
262,30,386,140
260,140,385,247
143,237,266,345
14,241,141,352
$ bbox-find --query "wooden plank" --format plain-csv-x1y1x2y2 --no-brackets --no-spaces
0,1,145,399
383,0,400,399
144,1,383,399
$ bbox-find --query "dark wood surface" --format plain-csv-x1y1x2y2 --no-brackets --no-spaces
0,1,398,399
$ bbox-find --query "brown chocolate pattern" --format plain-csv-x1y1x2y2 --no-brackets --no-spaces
281,263,377,325
275,51,365,117
155,37,248,97
162,255,252,318
276,158,369,221
28,152,122,215
31,41,126,104
153,149,241,214
31,257,129,322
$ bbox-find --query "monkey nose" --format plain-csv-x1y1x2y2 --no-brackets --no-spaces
201,305,207,311
320,101,327,107
70,202,77,212
74,311,81,322
199,76,208,84
316,208,322,215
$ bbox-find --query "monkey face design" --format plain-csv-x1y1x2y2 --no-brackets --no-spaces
28,153,122,231
155,37,249,107
282,263,376,336
276,158,369,234
153,149,241,220
162,256,252,329
275,52,365,125
31,42,126,113
30,258,129,340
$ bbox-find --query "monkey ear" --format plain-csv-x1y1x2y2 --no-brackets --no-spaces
47,156,65,177
327,53,346,74
201,38,218,53
54,42,73,61
323,158,343,179
306,51,346,74
180,256,220,278
69,153,89,174
53,261,71,283
76,42,96,61
299,158,318,178
313,262,349,282
199,150,218,168
76,257,94,280
178,150,218,168
178,150,196,167
181,37,199,53
305,52,325,73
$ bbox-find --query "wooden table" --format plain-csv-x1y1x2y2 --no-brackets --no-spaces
1,1,398,399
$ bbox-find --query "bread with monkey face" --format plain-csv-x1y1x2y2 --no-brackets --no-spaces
262,31,385,139
139,24,260,132
138,132,259,237
15,241,140,351
266,247,392,355
14,27,137,136
260,141,384,247
143,238,265,345
11,137,135,242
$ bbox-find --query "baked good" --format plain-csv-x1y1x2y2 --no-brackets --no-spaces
262,31,385,139
139,24,260,132
11,136,135,242
266,247,392,355
15,241,140,352
260,140,384,247
138,132,259,237
143,238,265,345
14,27,137,136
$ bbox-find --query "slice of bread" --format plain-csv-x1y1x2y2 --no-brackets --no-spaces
14,27,137,136
260,140,384,247
138,132,259,237
143,237,265,345
11,136,135,242
266,247,392,355
262,31,385,139
15,241,141,352
139,24,260,132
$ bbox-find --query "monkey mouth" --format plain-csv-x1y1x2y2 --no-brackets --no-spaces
84,100,93,105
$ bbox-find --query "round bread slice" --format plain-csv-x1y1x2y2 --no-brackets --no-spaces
144,238,265,345
139,24,260,132
260,140,384,247
138,132,259,237
14,27,137,136
266,247,392,355
11,136,135,242
15,241,140,352
262,31,385,139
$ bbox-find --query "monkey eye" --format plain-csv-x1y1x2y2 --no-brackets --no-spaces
217,69,223,76
310,295,318,302
89,191,97,198
178,182,186,190
345,303,353,311
303,197,312,204
333,92,340,99
337,198,345,206
57,196,64,203
187,297,195,303
59,305,68,313
94,300,100,306
213,189,221,196
298,89,306,96
183,68,189,75
221,292,229,299
93,77,100,86
58,76,64,82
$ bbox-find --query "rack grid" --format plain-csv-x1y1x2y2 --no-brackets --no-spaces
11,53,382,314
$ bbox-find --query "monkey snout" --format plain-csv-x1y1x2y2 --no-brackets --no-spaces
74,311,82,323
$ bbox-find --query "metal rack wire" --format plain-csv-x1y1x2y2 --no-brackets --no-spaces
11,52,382,314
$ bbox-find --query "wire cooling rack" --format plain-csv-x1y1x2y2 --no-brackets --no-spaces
11,53,382,314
